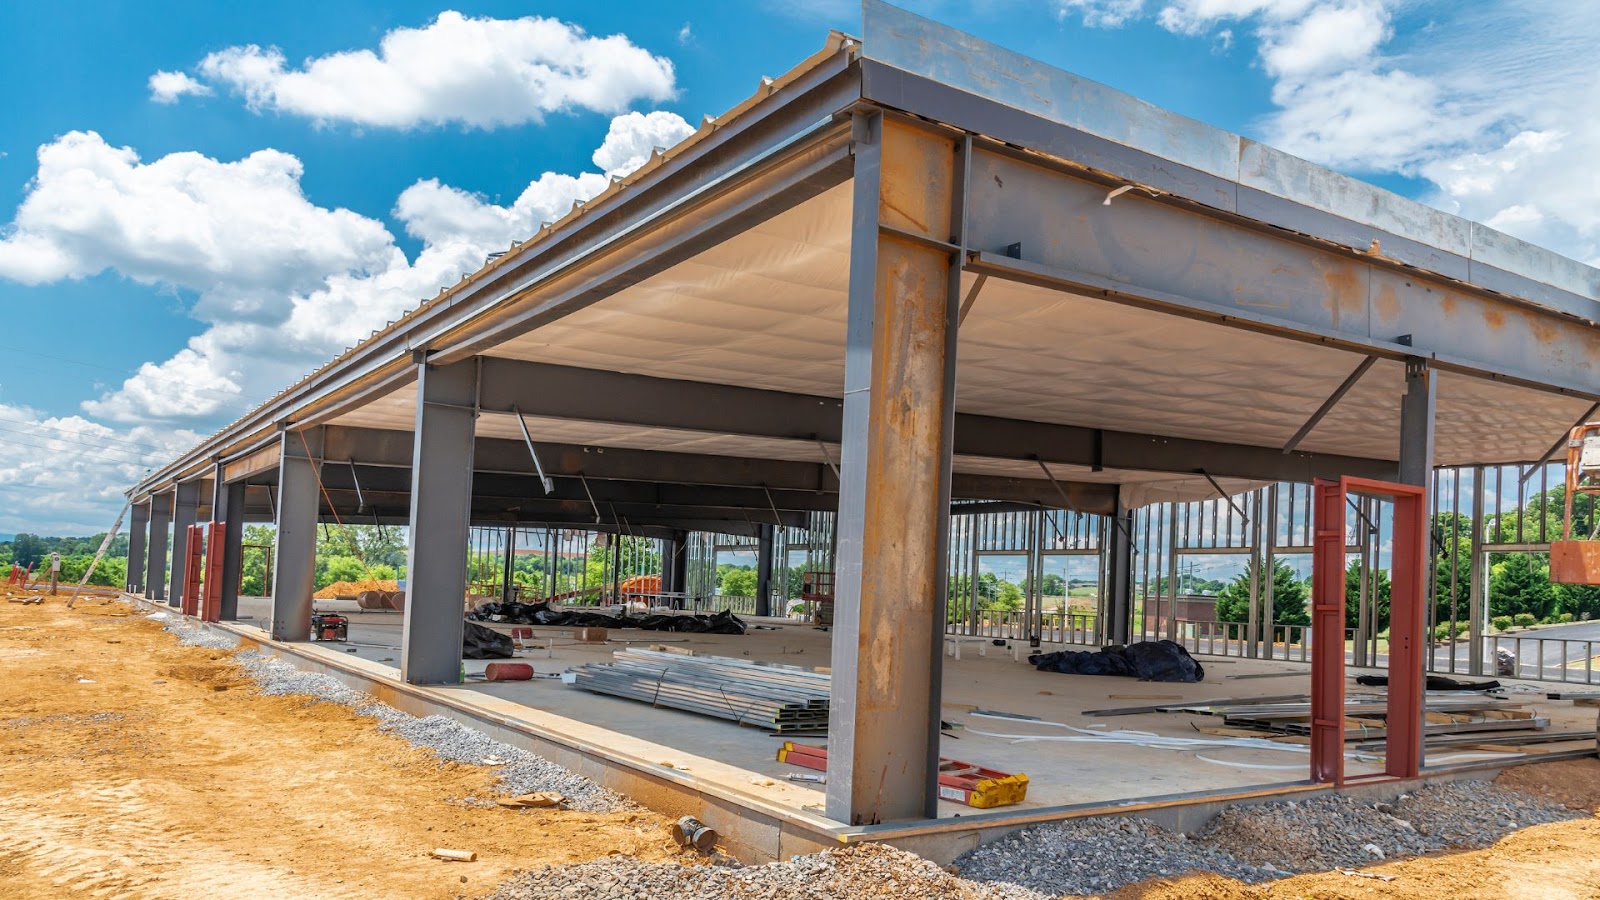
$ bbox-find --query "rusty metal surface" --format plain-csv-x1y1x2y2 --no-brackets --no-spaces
861,0,1600,309
828,116,956,825
962,145,1600,398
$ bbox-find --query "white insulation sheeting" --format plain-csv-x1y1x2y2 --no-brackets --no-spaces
330,183,1593,506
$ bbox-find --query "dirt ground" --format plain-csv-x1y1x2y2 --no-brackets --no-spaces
0,588,680,900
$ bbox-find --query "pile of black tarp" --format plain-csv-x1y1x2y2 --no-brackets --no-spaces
466,600,747,635
463,621,515,659
1028,640,1205,683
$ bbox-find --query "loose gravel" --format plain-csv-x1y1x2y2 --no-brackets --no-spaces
954,815,1268,896
1196,780,1583,872
148,605,629,813
487,842,1050,900
953,779,1585,896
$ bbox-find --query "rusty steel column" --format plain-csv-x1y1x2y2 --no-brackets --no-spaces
825,112,962,825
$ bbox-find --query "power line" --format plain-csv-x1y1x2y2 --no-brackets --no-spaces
0,433,160,469
0,425,171,463
0,418,170,453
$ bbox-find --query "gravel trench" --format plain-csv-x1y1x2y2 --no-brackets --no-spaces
152,609,631,813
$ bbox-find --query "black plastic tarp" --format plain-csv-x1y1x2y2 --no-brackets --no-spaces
462,621,515,659
466,601,747,635
1028,640,1205,683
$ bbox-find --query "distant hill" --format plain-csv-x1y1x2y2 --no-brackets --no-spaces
0,533,13,543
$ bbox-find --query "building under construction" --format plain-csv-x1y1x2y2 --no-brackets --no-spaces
122,2,1600,862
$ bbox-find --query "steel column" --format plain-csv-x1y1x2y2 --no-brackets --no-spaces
755,524,775,617
1105,494,1134,646
169,480,200,608
1468,467,1487,675
1399,359,1436,488
219,481,245,620
501,527,518,604
147,492,171,603
127,501,149,594
401,359,479,685
826,114,959,825
666,530,689,604
270,428,323,641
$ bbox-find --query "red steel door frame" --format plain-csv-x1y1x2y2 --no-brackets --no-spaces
181,524,206,617
201,522,225,622
1311,477,1427,785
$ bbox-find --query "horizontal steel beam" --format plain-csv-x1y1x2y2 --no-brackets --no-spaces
316,425,1119,510
312,487,810,528
470,360,1395,482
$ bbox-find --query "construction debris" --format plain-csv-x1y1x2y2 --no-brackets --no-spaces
496,791,564,809
1029,639,1205,682
564,649,829,732
432,848,477,862
669,815,717,851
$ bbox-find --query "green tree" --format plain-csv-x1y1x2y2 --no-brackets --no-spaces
1345,561,1391,631
1554,582,1600,620
318,555,367,589
992,580,1024,611
719,566,757,596
11,533,46,568
1489,552,1555,619
1214,560,1310,627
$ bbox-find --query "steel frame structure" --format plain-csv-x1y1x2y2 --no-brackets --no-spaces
122,2,1600,827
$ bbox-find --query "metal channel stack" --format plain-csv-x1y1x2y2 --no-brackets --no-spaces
564,648,830,732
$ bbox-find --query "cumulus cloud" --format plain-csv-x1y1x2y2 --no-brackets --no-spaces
0,404,200,534
187,10,676,129
0,131,395,319
148,70,212,104
0,110,695,433
1055,0,1600,265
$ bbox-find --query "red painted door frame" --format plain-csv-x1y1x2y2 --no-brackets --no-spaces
201,522,225,622
1311,477,1427,785
181,524,206,617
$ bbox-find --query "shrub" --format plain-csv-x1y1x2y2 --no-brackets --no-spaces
1557,612,1575,624
1491,615,1513,632
1512,613,1537,628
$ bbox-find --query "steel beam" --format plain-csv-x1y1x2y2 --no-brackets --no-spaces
169,480,200,608
318,425,1120,511
467,364,1394,483
270,427,323,641
146,492,171,603
402,360,478,685
827,114,956,825
1399,359,1436,487
127,501,149,594
1282,356,1378,454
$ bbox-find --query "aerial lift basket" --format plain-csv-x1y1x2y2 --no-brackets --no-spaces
1550,422,1600,584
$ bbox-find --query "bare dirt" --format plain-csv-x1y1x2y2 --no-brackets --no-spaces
0,588,681,900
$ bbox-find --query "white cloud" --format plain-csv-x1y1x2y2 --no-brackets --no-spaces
191,11,676,129
148,70,212,104
0,404,200,534
591,110,696,178
0,110,694,435
678,23,694,45
0,131,395,320
1055,0,1600,265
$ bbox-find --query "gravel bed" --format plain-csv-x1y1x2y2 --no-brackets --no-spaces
954,779,1584,896
227,650,631,812
953,815,1268,896
143,603,630,813
488,842,1049,900
1196,780,1583,872
149,610,239,651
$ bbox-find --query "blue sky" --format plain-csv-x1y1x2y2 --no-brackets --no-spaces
0,0,1595,533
